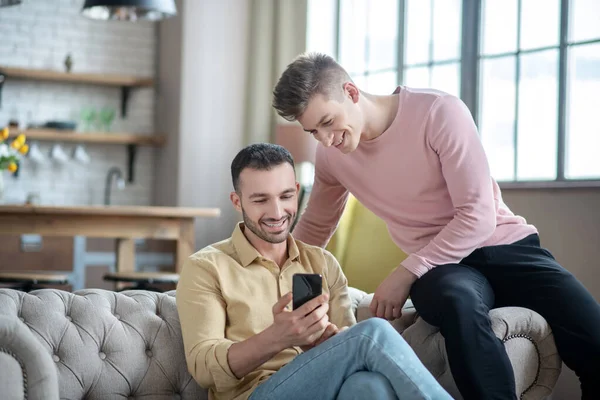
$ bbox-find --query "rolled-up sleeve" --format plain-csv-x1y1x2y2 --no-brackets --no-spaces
323,251,356,329
176,256,242,392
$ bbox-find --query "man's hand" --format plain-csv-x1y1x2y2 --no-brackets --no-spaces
265,292,330,350
370,266,417,320
300,322,342,352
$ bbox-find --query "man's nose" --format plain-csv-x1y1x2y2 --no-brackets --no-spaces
315,130,334,147
269,200,284,219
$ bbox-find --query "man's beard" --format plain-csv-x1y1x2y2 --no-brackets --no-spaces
242,209,294,244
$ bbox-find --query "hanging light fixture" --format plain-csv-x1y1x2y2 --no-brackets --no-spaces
0,0,22,7
81,0,177,21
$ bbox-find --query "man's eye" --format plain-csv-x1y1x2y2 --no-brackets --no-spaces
323,120,333,126
282,195,293,200
253,199,266,204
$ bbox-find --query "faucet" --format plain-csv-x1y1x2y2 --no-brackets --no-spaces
104,166,125,206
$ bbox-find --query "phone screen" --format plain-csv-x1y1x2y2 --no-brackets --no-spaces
292,273,322,310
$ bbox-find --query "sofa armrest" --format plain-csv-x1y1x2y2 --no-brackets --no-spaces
355,294,561,400
0,316,59,400
488,307,562,400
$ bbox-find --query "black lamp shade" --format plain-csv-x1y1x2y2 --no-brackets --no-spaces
0,0,22,7
81,0,177,21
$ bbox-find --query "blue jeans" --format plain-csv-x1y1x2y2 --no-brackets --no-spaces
249,318,452,400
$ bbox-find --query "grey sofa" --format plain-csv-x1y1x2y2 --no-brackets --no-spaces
0,287,561,400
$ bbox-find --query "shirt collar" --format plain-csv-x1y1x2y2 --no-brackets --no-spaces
232,222,300,267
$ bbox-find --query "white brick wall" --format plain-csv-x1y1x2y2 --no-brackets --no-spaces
0,0,157,206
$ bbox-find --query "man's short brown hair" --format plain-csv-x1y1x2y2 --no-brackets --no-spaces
272,52,352,121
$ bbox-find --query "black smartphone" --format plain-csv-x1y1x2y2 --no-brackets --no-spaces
292,273,323,310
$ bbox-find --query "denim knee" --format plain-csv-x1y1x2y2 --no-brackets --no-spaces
351,317,396,337
337,371,396,400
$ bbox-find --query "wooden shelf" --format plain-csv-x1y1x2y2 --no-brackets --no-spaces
0,66,154,87
8,128,165,146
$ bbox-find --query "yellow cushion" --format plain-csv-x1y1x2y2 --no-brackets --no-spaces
326,195,407,293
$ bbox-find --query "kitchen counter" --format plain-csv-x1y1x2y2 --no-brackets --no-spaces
0,204,221,275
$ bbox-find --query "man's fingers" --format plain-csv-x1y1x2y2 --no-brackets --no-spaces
303,315,329,345
273,292,293,314
305,302,329,326
314,323,338,346
323,323,338,338
384,305,395,321
376,301,386,319
296,293,329,316
369,298,378,316
392,306,402,320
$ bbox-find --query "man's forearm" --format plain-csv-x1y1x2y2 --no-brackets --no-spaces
227,328,286,379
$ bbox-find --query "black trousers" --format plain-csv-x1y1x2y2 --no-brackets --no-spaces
410,234,600,400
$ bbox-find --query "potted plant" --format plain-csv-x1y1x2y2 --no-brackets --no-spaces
0,127,28,203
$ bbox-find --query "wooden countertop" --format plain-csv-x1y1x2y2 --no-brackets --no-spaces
0,205,221,219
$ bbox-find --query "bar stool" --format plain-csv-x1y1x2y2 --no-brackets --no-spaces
103,272,179,292
0,272,71,292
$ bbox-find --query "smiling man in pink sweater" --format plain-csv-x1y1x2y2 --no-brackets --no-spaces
272,53,600,400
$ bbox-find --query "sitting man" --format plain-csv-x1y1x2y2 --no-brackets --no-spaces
176,143,452,400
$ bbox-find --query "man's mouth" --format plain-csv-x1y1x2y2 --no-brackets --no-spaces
334,132,346,147
262,218,288,230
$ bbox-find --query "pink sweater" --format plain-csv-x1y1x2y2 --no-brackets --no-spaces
293,86,538,277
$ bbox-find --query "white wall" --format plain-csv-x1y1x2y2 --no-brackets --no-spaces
503,188,600,400
155,0,249,247
0,0,156,206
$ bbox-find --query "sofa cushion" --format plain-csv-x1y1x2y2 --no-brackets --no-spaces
0,289,206,400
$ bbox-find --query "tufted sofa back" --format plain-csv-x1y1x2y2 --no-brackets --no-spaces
0,289,207,400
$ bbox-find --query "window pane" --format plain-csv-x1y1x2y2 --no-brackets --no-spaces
339,0,368,74
479,57,517,181
569,0,600,43
481,0,518,55
566,43,600,179
432,0,462,61
431,62,460,97
366,70,398,94
367,0,399,71
520,0,560,50
517,50,558,181
404,66,430,88
405,0,431,65
306,0,338,55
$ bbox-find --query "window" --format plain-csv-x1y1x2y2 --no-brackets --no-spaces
308,0,400,94
403,0,462,98
306,0,600,184
478,0,600,182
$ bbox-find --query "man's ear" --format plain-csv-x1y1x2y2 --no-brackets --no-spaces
230,191,243,213
343,82,360,104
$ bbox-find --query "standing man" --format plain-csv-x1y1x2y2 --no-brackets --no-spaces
272,52,600,400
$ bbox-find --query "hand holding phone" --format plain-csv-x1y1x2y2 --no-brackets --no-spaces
267,273,326,350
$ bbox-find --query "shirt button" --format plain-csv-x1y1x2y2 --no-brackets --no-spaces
52,355,60,362
99,352,106,360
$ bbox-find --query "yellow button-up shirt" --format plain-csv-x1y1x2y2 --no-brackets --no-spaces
176,223,356,400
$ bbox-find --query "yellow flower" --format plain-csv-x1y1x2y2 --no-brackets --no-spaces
19,144,29,155
1,127,8,140
10,139,21,150
16,134,26,146
8,162,17,173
